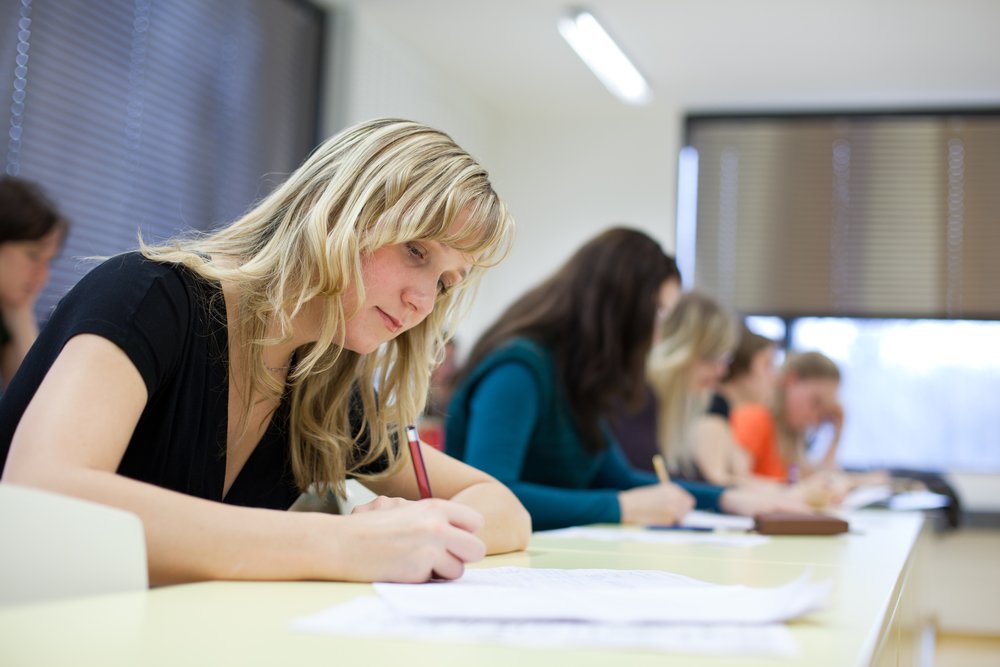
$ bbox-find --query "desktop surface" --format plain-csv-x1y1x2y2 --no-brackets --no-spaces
0,510,923,667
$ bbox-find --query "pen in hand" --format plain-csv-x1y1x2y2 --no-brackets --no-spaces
652,454,671,485
405,424,433,499
648,453,702,530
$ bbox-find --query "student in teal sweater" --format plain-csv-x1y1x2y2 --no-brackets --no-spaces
447,227,775,530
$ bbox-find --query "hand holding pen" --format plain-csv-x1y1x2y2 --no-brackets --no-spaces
617,454,694,525
406,424,434,499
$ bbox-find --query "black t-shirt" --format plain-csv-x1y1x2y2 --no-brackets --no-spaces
707,392,731,420
0,312,10,349
0,252,383,509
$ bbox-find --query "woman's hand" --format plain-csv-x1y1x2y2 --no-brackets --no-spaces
617,484,695,525
335,498,486,582
790,471,853,509
718,486,815,516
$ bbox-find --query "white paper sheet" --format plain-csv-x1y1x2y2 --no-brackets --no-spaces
888,490,951,510
840,484,894,510
680,509,756,531
536,524,767,547
290,596,799,657
373,567,832,625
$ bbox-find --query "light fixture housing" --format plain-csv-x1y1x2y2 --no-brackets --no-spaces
557,8,652,105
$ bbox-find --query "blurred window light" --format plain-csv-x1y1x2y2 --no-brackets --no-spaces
745,316,786,343
788,317,1000,473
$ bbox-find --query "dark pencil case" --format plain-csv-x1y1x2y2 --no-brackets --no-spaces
753,512,849,535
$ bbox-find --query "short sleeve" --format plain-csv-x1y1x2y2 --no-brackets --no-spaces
731,404,787,481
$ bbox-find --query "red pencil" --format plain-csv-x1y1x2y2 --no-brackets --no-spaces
405,424,433,499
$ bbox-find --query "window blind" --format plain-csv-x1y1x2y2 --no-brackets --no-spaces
0,0,324,317
684,112,1000,319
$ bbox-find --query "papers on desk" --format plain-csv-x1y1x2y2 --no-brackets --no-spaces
291,567,832,657
840,485,951,511
841,484,894,510
887,490,951,511
680,509,756,531
537,517,765,548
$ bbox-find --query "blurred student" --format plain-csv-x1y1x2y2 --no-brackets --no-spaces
692,326,779,486
731,351,845,482
613,292,812,512
635,291,739,481
0,177,69,388
446,227,786,531
0,118,530,585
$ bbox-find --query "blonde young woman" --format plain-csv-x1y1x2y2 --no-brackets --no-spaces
615,292,814,513
646,291,740,482
0,118,530,585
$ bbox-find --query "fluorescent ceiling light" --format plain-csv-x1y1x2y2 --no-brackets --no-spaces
557,8,652,105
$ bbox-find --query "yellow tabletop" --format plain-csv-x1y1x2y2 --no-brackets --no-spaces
0,510,924,667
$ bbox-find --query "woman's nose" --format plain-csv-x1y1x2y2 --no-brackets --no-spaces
404,283,435,319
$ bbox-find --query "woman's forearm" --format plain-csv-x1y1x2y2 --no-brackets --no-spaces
2,465,342,584
3,464,495,585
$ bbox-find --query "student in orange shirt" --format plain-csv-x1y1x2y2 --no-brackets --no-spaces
691,326,779,486
731,351,844,483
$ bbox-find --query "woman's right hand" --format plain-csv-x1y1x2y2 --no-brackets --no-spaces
790,472,852,509
617,484,695,526
334,498,486,582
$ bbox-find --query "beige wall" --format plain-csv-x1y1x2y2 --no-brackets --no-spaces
322,1,999,349
321,5,688,346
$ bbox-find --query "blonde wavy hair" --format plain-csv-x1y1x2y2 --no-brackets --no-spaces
140,118,514,496
647,292,738,477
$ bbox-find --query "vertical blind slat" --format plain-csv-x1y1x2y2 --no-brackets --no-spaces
0,0,324,317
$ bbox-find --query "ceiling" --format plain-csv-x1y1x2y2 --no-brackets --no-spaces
329,0,1000,117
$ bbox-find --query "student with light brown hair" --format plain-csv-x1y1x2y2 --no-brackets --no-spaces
1,118,530,584
731,351,843,482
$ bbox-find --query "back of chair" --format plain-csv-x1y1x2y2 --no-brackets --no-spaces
0,483,148,605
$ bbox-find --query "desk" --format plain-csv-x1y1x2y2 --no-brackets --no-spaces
0,510,923,667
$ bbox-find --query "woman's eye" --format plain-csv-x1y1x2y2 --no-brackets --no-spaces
407,243,425,260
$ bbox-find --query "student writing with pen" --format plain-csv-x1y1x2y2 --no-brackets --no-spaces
613,292,813,513
0,119,531,585
446,228,785,531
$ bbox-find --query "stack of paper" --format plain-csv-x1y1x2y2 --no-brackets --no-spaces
535,525,767,547
291,567,832,657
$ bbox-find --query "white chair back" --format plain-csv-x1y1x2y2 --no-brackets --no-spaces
0,483,148,605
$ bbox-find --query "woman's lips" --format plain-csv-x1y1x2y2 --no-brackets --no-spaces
377,307,402,333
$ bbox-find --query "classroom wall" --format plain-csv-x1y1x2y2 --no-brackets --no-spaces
322,0,1000,350
321,4,684,347
322,5,498,188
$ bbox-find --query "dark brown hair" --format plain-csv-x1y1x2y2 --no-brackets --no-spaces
459,226,681,452
0,176,68,244
723,325,776,382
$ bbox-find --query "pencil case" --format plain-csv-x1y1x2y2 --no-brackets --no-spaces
753,512,849,535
